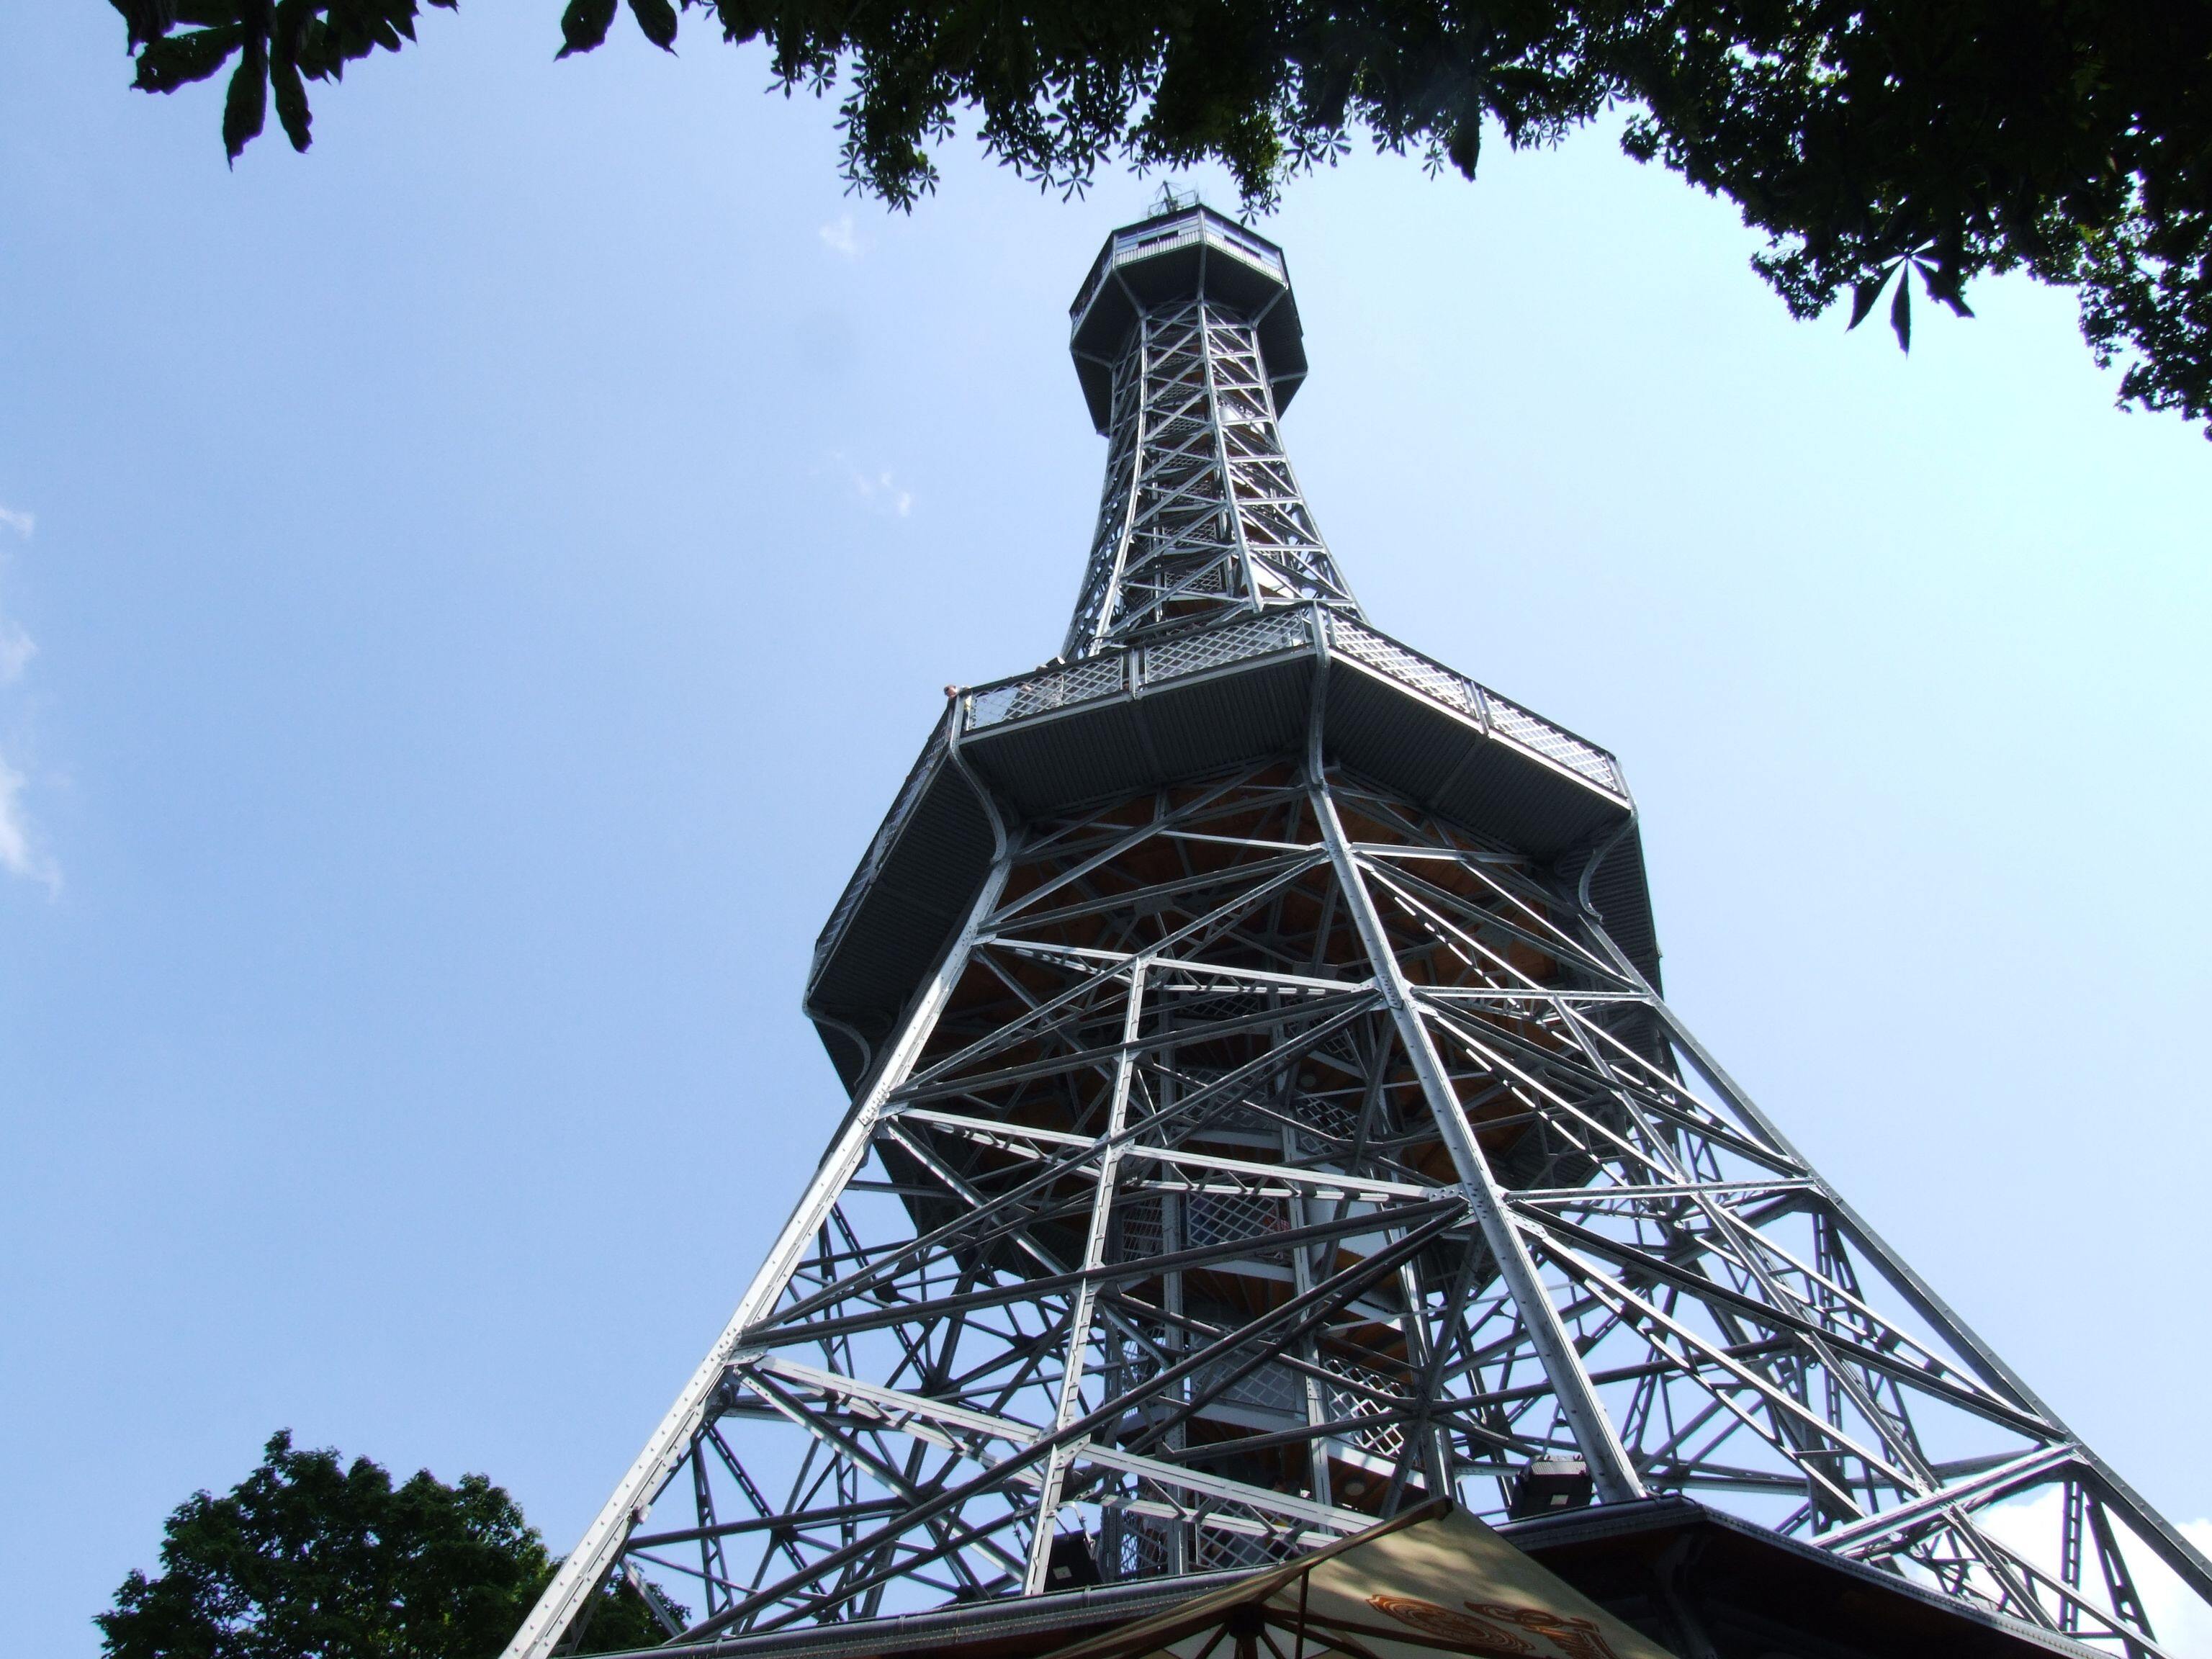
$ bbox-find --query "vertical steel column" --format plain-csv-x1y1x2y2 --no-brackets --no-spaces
1194,301,1261,613
1303,658,1642,1505
2061,1481,2088,1636
1023,961,1148,1591
1280,1120,1337,1511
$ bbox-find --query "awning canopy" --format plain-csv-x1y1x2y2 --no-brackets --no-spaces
1037,1502,1676,1659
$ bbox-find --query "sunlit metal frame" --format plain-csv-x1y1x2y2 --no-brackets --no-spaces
503,210,2212,1659
1064,295,1356,657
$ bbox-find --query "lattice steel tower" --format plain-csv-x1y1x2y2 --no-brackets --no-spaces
508,206,2212,1659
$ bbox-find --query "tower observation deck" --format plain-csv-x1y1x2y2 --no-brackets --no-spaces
505,207,2212,1659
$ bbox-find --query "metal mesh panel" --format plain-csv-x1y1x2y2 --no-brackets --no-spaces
1329,617,1625,797
1193,1526,1281,1571
1115,1516,1171,1578
1483,693,1623,793
968,652,1128,729
1209,221,1286,276
965,683,1023,729
1125,221,1204,262
971,610,1623,797
1328,618,1483,718
1183,1190,1288,1249
1141,609,1313,683
1292,1088,1361,1156
1194,1357,1301,1417
1116,1197,1164,1261
1321,1354,1408,1461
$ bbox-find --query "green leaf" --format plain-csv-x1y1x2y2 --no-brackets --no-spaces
1915,259,1975,320
222,49,266,161
109,0,176,50
557,0,618,58
271,53,311,150
132,25,243,94
1445,112,1480,179
96,1431,565,1659
629,0,678,51
1847,266,1891,331
1889,264,1912,352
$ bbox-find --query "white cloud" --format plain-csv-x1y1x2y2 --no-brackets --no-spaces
823,451,914,518
1982,1489,2212,1655
819,213,860,258
858,469,913,518
0,619,32,685
0,500,56,891
0,751,58,895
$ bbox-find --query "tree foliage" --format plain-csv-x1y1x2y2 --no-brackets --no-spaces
97,1430,671,1658
109,1,2212,435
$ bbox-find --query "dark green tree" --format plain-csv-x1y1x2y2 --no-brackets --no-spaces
106,1,2212,436
97,1430,673,1658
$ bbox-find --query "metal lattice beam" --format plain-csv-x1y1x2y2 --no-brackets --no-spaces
1064,295,1357,658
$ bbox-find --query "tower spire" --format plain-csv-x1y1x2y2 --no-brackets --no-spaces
1064,206,1359,658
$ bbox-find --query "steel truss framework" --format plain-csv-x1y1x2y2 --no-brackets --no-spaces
1064,297,1357,660
504,210,2212,1659
513,747,2212,1659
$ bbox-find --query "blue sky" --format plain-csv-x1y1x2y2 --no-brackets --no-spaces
4,7,2210,1655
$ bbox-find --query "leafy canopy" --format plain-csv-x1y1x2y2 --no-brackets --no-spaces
109,1,2212,436
97,1430,670,1658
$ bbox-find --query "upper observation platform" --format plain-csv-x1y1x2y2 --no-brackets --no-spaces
1069,204,1309,434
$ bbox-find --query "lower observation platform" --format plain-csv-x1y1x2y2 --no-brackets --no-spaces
806,605,1660,1088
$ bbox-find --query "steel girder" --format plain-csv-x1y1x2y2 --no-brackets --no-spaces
1063,298,1357,660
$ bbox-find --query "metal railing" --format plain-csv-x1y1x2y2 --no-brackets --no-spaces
1326,619,1483,721
816,610,1627,973
1326,616,1626,793
966,651,1127,728
1143,608,1312,680
960,606,1627,799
